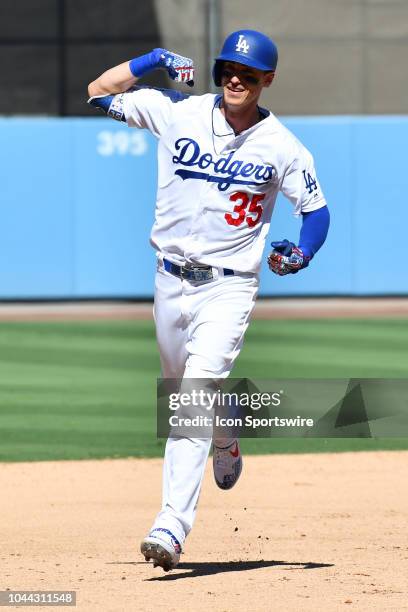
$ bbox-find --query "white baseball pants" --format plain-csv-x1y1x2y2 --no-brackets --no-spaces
150,257,259,546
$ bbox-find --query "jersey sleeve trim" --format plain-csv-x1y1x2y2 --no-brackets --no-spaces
87,93,126,122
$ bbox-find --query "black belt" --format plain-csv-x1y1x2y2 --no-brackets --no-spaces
163,258,234,282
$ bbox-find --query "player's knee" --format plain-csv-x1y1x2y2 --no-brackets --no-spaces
184,362,231,379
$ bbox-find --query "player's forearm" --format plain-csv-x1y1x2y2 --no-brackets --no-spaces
299,205,330,258
88,49,195,99
88,49,168,96
88,61,138,97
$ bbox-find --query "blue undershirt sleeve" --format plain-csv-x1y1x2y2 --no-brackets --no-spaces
88,94,127,122
88,94,114,112
298,206,330,259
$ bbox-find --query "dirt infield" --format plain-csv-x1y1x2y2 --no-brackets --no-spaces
2,452,407,611
1,297,408,321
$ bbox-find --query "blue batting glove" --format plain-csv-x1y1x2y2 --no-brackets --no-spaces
129,48,195,86
159,50,195,85
270,239,295,257
268,239,310,276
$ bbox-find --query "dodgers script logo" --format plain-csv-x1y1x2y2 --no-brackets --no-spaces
172,138,276,192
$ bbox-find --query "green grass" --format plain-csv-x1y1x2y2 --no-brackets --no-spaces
0,319,407,461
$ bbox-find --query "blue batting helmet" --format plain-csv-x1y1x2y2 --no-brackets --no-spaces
213,29,278,87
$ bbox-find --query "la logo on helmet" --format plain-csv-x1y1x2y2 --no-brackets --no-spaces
235,34,249,53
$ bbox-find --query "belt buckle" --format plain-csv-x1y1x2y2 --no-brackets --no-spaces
182,263,213,282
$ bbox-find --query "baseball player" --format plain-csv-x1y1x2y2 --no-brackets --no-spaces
88,29,330,571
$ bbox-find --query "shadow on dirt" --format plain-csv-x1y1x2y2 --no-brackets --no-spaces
111,559,334,581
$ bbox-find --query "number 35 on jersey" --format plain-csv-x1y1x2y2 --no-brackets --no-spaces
225,191,265,227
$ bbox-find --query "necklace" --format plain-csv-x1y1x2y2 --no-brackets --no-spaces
211,97,266,155
211,98,235,138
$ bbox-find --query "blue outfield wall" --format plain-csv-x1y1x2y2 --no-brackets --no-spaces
0,116,407,298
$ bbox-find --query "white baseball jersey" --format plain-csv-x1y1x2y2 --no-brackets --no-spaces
117,88,326,274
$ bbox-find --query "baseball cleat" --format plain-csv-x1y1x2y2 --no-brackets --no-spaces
140,528,182,571
213,439,242,490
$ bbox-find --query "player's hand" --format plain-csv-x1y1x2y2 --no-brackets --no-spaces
129,49,195,86
267,239,310,275
157,49,195,86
